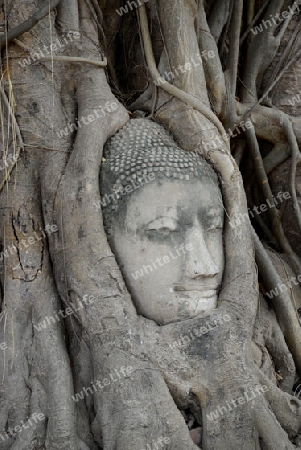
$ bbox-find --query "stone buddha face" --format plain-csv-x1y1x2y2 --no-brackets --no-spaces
101,119,224,325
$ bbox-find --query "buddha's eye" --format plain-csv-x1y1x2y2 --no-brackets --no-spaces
206,216,223,232
144,217,179,238
199,207,224,233
146,227,173,235
207,225,223,232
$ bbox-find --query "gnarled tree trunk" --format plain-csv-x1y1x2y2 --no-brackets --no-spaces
0,0,301,449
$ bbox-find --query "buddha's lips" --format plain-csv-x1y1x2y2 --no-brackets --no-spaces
177,289,217,299
172,285,219,296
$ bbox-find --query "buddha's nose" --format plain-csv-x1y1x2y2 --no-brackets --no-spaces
185,226,219,279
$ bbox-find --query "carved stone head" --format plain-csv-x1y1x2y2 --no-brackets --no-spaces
101,119,224,324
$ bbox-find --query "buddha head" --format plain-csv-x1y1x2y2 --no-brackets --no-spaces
100,119,225,325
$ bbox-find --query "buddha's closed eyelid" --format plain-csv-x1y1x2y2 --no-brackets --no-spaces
206,217,224,231
199,209,223,230
145,216,179,231
207,224,223,232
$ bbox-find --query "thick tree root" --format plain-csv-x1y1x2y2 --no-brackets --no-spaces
137,2,229,150
0,0,61,49
252,225,301,374
255,401,296,450
257,368,301,439
253,295,296,392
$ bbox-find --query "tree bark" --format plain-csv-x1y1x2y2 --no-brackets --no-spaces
0,0,301,449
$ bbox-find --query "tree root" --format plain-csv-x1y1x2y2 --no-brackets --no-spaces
252,229,301,375
255,401,296,450
207,0,231,41
0,203,79,450
0,0,61,49
233,140,246,167
57,0,79,34
253,295,296,392
262,143,291,175
256,368,301,439
281,114,301,234
240,0,269,44
246,123,301,276
262,15,301,93
13,39,107,67
223,0,243,128
0,85,24,194
84,0,106,49
241,45,301,123
39,55,107,67
137,2,229,150
33,271,79,450
197,1,226,116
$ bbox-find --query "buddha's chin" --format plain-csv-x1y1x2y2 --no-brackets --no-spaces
196,295,218,311
155,294,218,324
175,290,218,318
135,290,219,325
